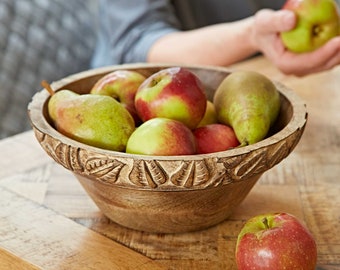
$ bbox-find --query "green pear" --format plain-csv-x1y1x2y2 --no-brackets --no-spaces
47,90,135,151
213,71,280,146
48,89,78,122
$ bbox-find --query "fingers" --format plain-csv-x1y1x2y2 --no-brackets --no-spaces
254,9,340,76
275,37,340,76
255,9,296,34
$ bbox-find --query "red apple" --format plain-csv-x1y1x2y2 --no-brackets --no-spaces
193,124,239,154
134,67,207,129
281,0,340,53
126,118,197,156
235,212,317,270
90,70,146,124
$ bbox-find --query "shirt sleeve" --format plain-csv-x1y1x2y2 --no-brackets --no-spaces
91,0,181,67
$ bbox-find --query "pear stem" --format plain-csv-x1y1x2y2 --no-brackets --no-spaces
41,80,55,96
262,217,270,229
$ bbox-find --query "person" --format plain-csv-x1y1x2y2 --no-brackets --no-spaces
91,0,340,77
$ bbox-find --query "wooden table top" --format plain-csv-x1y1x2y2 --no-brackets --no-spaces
1,56,339,270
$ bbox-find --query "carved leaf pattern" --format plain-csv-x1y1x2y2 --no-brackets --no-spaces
210,171,233,187
220,149,267,182
34,126,305,189
267,140,289,169
235,149,267,179
128,160,168,188
170,159,211,188
37,131,125,183
85,157,125,184
68,147,84,172
40,134,70,169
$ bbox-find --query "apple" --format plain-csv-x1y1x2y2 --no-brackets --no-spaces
126,118,197,156
134,67,207,130
193,124,239,154
196,100,218,128
90,70,146,124
281,0,340,53
235,212,317,270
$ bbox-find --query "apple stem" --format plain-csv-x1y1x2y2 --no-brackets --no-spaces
41,80,55,96
262,217,270,229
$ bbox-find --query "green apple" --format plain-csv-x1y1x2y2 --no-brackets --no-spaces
126,118,197,156
134,67,207,130
235,213,317,270
90,70,146,125
281,0,340,53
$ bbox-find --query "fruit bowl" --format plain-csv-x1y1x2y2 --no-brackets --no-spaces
28,63,307,233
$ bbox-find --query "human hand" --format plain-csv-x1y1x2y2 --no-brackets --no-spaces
252,9,340,76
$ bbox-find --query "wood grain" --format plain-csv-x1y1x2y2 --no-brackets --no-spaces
0,248,40,270
0,186,165,270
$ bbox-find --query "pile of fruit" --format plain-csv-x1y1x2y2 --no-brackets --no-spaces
45,67,281,155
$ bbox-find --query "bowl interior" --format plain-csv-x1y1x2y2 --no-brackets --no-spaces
41,64,293,147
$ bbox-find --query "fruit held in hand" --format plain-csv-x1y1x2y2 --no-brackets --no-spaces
193,124,239,154
135,67,207,129
281,0,340,53
47,88,135,151
90,70,146,124
235,213,317,270
213,71,280,146
126,118,197,156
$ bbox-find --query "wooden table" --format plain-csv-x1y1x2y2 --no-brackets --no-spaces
1,56,339,269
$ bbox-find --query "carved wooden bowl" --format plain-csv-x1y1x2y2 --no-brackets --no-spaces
28,64,307,233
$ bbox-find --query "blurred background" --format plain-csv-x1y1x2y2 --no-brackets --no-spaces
0,0,97,139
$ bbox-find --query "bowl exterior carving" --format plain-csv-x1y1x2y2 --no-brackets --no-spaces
33,126,304,190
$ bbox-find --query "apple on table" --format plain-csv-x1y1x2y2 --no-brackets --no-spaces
235,212,317,270
281,0,340,52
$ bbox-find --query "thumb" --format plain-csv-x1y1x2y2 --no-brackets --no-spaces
255,9,296,34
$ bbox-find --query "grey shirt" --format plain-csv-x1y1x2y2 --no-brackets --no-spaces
91,0,286,67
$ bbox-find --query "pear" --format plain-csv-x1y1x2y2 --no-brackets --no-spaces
213,71,280,146
47,89,78,122
46,87,135,151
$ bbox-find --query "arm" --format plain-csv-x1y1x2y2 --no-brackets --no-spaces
147,10,297,66
147,17,258,66
149,9,340,76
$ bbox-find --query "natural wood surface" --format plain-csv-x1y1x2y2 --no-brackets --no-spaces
1,56,339,269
